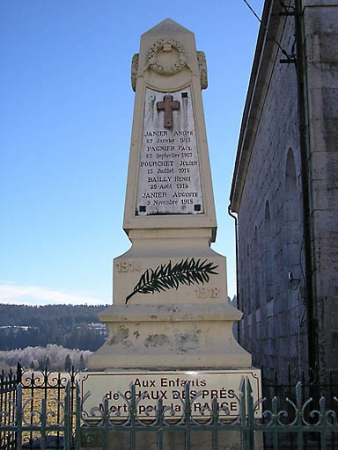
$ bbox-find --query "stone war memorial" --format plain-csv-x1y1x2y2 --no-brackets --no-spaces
79,19,261,449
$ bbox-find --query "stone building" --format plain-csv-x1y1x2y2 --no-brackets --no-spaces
229,0,338,384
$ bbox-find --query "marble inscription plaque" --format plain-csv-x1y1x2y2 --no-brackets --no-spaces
79,369,262,420
136,86,204,215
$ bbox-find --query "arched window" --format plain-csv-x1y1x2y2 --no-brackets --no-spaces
253,226,260,308
246,243,252,314
264,201,274,301
285,149,301,287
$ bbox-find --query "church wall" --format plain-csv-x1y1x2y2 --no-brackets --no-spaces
236,6,308,383
304,2,338,383
234,0,338,384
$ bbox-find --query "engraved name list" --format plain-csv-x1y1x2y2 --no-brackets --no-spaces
136,87,204,216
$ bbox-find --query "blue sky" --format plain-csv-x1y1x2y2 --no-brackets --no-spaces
0,0,263,306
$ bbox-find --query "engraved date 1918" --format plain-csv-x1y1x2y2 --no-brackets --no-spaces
195,287,220,299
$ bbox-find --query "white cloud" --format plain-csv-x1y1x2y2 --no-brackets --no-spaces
0,283,105,306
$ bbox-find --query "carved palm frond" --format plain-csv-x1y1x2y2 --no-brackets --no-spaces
125,258,218,304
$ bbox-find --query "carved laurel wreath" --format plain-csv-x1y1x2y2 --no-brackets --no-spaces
126,258,218,304
147,39,187,75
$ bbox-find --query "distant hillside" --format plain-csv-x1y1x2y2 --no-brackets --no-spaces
0,304,109,352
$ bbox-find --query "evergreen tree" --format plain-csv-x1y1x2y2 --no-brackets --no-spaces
80,353,85,371
65,354,72,372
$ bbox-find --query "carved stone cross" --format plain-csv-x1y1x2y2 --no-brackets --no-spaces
156,95,180,128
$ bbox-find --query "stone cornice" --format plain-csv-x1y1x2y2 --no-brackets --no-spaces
229,0,285,212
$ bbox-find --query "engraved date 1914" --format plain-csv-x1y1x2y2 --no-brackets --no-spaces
116,261,142,273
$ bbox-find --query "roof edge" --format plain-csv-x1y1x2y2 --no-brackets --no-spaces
229,0,284,213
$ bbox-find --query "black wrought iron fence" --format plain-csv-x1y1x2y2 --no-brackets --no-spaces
20,365,78,450
0,365,20,450
1,365,338,449
0,365,78,450
262,365,338,449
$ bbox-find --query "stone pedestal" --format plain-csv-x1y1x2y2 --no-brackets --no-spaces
90,228,251,370
90,302,250,370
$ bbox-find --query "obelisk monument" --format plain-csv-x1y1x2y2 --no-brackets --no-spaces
89,18,251,370
79,19,262,450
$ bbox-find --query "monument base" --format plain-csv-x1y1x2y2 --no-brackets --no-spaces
80,429,264,450
89,303,251,371
79,369,263,450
